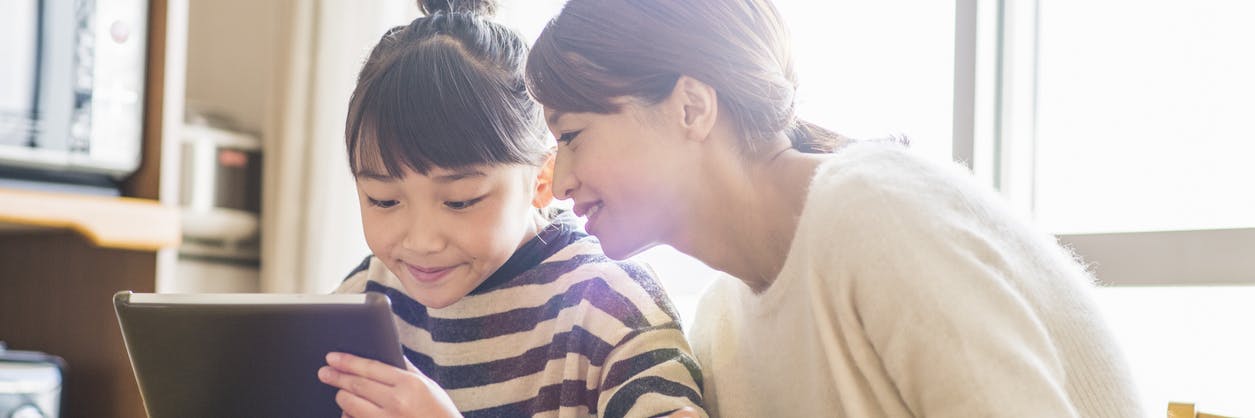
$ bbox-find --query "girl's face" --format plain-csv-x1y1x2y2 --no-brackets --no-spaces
356,162,544,308
545,103,690,259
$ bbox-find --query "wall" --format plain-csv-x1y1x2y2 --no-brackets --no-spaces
171,0,289,292
184,0,282,134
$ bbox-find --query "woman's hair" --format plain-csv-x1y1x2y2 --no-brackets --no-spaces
525,0,846,153
346,0,548,177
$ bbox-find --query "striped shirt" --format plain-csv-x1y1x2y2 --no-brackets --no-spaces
335,214,706,417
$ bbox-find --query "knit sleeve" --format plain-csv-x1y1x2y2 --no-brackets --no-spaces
813,150,1082,417
590,261,707,418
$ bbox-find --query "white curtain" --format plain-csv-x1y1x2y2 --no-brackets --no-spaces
262,0,416,293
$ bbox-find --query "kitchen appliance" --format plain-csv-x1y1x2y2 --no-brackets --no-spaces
0,343,64,418
178,121,262,247
0,0,149,187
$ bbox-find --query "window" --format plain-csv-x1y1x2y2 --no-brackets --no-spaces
1033,0,1255,234
962,0,1255,285
958,0,1255,414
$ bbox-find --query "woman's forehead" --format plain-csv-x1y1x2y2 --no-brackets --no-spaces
544,109,567,126
544,95,640,121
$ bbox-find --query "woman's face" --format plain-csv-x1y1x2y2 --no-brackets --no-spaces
355,162,542,308
545,103,689,259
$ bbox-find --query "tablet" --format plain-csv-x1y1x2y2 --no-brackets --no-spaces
114,291,405,418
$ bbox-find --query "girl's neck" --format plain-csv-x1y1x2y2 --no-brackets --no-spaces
518,209,552,249
675,137,828,293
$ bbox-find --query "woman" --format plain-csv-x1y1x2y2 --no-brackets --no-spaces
524,0,1143,416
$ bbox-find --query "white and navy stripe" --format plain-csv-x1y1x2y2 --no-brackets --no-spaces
336,214,705,417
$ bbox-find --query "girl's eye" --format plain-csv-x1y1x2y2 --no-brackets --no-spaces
557,130,582,144
367,197,399,209
444,196,485,210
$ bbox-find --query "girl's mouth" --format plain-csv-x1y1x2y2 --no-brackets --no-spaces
405,263,456,283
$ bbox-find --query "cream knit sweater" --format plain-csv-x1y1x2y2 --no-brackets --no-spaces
689,142,1142,417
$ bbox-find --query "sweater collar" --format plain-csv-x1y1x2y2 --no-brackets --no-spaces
468,211,587,295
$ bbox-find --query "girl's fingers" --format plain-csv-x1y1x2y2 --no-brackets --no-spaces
326,352,403,386
324,352,457,416
319,366,395,408
334,389,384,418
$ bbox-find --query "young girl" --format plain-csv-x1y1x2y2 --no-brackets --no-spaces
317,1,705,417
526,0,1142,417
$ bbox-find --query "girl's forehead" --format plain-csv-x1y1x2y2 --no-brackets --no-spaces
353,132,531,182
426,165,490,181
351,137,387,172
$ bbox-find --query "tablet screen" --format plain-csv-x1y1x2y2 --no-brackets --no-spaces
114,291,403,418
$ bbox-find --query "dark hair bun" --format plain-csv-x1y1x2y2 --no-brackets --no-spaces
418,0,498,17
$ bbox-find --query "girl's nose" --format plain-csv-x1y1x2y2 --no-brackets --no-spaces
551,152,578,200
401,219,446,254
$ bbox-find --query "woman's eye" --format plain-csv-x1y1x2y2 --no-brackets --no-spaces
444,196,485,210
557,130,582,144
367,197,399,209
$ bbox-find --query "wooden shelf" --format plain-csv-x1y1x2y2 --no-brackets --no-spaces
0,187,180,251
0,188,179,418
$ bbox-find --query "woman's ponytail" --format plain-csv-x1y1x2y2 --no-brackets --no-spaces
787,119,850,153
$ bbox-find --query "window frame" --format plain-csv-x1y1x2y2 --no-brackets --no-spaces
953,0,1255,286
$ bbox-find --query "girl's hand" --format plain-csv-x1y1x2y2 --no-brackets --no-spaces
319,352,461,418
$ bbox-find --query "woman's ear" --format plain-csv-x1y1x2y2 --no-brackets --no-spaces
532,153,556,209
668,75,719,142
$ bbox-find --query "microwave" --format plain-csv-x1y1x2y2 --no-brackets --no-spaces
0,0,149,183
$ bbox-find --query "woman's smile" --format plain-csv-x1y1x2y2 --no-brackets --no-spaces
576,200,604,234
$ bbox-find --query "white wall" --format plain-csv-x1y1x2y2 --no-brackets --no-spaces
184,0,282,134
168,0,284,293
